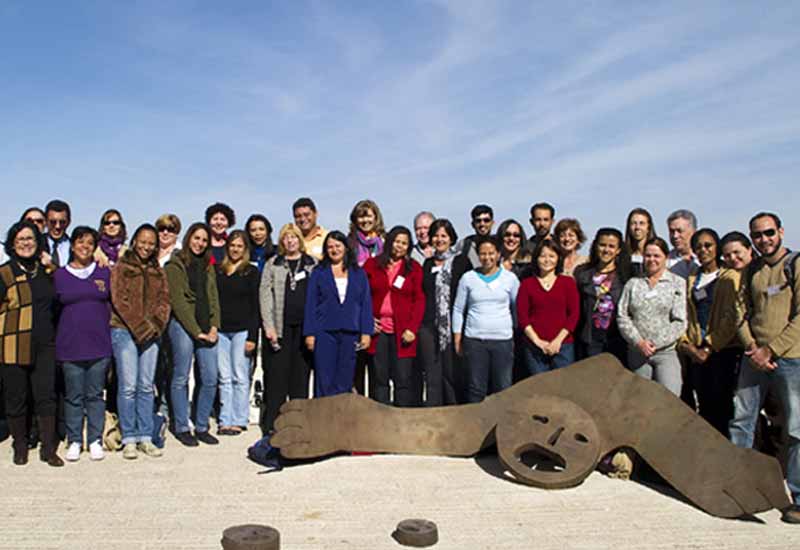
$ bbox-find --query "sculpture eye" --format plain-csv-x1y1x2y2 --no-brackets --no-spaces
574,433,589,443
532,415,549,424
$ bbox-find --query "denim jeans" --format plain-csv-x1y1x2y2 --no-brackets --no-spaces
730,356,800,505
627,347,682,397
523,342,575,377
168,318,219,433
111,328,159,445
217,331,251,427
463,337,513,403
62,357,110,445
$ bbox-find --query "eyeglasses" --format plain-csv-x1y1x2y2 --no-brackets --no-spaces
103,220,122,226
750,228,777,240
473,216,492,224
15,236,35,244
504,232,521,238
48,219,68,227
158,225,177,233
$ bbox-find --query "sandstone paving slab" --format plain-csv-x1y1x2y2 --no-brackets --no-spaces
1,434,799,550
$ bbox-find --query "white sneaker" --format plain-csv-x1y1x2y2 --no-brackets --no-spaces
65,442,81,462
89,440,105,461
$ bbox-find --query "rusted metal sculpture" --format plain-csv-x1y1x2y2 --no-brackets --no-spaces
273,354,789,518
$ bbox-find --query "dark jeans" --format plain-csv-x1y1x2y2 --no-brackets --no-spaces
523,342,575,376
463,336,513,403
417,324,459,406
0,343,57,418
62,357,110,445
369,333,417,407
696,347,741,438
580,329,627,364
262,323,311,433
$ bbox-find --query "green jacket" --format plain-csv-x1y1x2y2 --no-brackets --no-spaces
165,253,220,338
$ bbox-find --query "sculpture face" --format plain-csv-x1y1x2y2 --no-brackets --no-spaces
496,395,601,489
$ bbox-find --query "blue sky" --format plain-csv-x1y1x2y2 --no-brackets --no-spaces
2,1,798,246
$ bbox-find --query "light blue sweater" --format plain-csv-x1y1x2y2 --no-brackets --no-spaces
452,268,519,340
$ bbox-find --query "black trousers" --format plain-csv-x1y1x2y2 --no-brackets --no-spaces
369,333,417,407
696,347,741,438
261,323,311,433
417,324,460,406
0,343,57,418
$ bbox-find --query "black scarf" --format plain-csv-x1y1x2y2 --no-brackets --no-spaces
187,255,211,333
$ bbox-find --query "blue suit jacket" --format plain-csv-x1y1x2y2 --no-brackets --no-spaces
303,264,374,336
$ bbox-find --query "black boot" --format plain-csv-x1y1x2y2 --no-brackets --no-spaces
8,416,29,465
38,415,64,467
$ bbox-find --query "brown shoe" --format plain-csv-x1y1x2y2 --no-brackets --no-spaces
782,505,800,524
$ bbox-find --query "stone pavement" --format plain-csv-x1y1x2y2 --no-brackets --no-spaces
1,431,799,550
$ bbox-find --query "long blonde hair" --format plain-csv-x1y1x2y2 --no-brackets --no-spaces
220,230,252,275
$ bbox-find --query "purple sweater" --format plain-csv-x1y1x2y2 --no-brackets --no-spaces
54,265,112,362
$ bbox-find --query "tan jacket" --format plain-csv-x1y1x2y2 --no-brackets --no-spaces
681,268,743,351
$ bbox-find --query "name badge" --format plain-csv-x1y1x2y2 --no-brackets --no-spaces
767,285,782,297
693,288,707,301
644,289,658,299
431,266,442,274
488,279,500,291
393,275,405,289
295,271,306,281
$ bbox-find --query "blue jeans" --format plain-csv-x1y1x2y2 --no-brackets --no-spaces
62,357,110,445
168,318,219,434
217,331,251,427
730,356,800,505
463,337,513,403
112,328,159,445
523,342,575,377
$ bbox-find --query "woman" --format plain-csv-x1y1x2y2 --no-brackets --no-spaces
111,224,171,459
165,223,221,446
303,231,372,397
419,219,472,406
21,207,52,266
453,236,519,403
259,223,316,434
517,240,580,376
554,218,588,276
678,229,748,437
216,230,260,435
94,209,127,267
156,214,182,268
245,214,274,273
618,237,687,396
54,226,112,462
625,208,657,277
205,202,235,264
0,221,63,466
363,226,425,407
574,228,631,362
496,219,532,278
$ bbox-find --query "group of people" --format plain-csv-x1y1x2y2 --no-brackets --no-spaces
1,197,798,523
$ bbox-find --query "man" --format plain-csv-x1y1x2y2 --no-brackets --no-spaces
45,199,71,267
458,205,494,268
666,209,699,279
292,197,328,261
528,202,555,249
732,211,800,524
410,211,435,265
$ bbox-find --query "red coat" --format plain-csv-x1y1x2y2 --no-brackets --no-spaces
363,257,425,358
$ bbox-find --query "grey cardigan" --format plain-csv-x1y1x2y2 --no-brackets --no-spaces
260,254,317,337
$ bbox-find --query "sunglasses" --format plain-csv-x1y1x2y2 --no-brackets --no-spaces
473,216,492,224
48,219,68,227
103,219,122,226
26,217,46,225
750,228,777,240
158,225,177,233
504,232,521,238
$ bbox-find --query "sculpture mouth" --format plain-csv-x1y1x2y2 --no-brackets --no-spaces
516,444,566,472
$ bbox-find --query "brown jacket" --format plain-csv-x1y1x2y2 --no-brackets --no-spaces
110,252,171,344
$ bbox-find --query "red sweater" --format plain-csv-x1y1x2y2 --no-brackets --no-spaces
516,275,579,343
363,257,425,358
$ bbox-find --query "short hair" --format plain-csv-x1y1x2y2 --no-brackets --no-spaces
644,236,670,257
276,223,306,256
690,227,721,264
69,226,99,249
553,218,587,249
667,209,697,230
4,221,45,260
321,230,357,270
377,225,414,273
292,197,317,213
475,235,501,253
585,227,632,282
428,218,458,245
176,222,211,266
530,202,555,218
720,231,752,251
45,199,71,222
20,207,45,222
531,239,564,276
348,199,386,238
749,211,782,230
124,223,160,266
220,230,252,274
204,202,236,227
99,208,127,242
413,211,435,228
155,213,182,235
470,204,493,220
625,207,657,252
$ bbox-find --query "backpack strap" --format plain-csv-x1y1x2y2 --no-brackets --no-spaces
783,250,800,294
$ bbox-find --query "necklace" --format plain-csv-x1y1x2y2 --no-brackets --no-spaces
287,256,305,291
16,260,39,279
538,275,556,290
